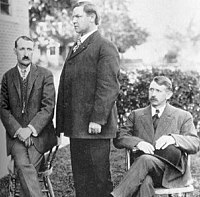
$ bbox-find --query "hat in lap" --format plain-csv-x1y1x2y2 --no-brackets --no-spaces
153,144,184,173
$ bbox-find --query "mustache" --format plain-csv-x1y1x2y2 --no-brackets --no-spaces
22,56,30,60
150,97,158,101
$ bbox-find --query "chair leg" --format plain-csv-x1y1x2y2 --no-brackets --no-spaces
43,176,51,197
9,175,14,197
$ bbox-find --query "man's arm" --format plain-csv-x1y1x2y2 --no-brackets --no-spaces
56,68,65,137
90,41,120,126
170,111,200,154
155,111,200,154
0,73,22,137
28,69,55,135
113,112,147,150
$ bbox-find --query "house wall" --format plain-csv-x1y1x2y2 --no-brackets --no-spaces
0,0,29,178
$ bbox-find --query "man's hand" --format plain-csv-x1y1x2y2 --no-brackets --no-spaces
88,122,102,134
136,141,155,154
155,135,176,150
17,127,32,142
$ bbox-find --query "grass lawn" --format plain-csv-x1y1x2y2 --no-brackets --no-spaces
1,143,200,197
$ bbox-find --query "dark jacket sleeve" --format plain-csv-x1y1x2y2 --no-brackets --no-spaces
28,70,55,135
113,111,144,150
90,40,120,125
0,73,21,137
55,68,65,136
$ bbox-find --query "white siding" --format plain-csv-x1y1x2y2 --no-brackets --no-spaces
0,0,29,178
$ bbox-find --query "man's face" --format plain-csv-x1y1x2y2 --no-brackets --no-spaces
14,38,34,67
149,81,172,108
72,6,92,35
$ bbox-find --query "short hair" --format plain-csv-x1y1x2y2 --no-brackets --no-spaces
15,36,34,48
73,1,100,25
152,76,173,91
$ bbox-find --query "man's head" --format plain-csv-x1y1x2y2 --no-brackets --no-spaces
14,36,34,68
72,1,100,36
149,76,173,108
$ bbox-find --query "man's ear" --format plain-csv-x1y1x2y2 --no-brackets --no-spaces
90,13,96,23
166,90,173,100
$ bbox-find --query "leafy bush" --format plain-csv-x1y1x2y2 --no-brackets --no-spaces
117,68,200,126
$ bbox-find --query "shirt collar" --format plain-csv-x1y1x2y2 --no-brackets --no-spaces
151,104,166,117
80,28,98,43
17,64,31,79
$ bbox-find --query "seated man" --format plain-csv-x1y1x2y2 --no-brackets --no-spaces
111,76,200,197
0,36,57,197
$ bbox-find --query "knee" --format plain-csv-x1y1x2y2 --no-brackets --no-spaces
142,175,153,186
137,154,156,169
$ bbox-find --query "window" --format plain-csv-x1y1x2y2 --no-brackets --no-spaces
50,47,56,55
0,0,11,15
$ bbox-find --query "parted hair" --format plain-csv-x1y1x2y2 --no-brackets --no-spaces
153,76,173,91
15,36,34,48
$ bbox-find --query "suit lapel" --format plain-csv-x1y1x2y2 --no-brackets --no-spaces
12,66,21,101
140,106,155,142
68,31,99,60
27,64,38,101
154,103,174,140
69,43,87,59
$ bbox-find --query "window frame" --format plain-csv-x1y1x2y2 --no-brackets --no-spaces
0,0,11,16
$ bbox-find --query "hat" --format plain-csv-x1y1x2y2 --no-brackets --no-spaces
153,145,183,172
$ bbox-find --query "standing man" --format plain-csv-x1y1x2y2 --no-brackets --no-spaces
111,76,200,197
0,36,57,197
56,1,120,197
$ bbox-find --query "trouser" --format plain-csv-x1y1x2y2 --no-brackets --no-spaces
70,138,113,197
111,154,165,197
11,140,43,197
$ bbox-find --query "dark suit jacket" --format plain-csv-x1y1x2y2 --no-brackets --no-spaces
56,31,120,139
0,64,57,155
114,103,200,188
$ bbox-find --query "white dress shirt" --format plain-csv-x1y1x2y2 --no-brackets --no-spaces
151,104,166,118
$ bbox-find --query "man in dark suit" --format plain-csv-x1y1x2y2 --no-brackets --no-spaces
111,76,200,197
56,2,120,197
0,36,57,197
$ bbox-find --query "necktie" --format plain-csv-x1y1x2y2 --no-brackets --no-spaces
73,38,81,53
152,109,160,132
21,69,27,80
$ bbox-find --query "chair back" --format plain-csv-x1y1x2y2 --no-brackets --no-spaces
39,145,59,173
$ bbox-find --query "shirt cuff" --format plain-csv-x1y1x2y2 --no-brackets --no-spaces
169,134,178,147
14,128,22,138
28,124,37,137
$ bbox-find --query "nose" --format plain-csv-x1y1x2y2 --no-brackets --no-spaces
150,89,156,97
72,16,77,24
151,90,156,96
24,49,29,56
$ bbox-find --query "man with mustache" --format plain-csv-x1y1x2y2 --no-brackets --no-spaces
110,76,199,197
56,1,120,197
0,36,57,197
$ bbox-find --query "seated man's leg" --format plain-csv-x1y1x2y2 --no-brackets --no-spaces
11,141,43,197
137,175,154,197
111,154,165,197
